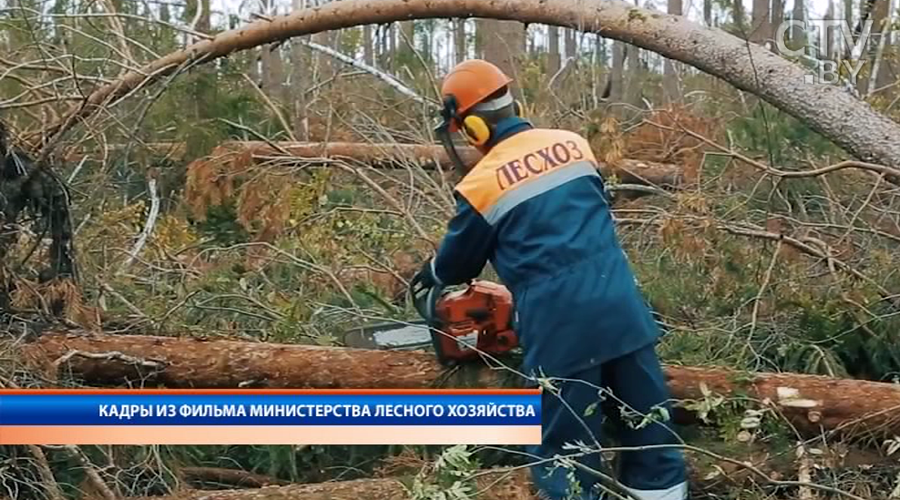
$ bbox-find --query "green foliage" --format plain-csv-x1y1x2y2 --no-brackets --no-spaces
192,202,251,246
409,445,480,500
726,104,844,165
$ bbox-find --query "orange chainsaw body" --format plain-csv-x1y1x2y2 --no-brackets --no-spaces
431,280,518,365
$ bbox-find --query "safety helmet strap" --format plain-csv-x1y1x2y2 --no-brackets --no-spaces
435,95,470,176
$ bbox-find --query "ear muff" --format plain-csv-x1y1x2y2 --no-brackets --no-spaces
462,114,490,147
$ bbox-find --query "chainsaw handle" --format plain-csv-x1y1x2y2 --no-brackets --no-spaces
410,280,443,324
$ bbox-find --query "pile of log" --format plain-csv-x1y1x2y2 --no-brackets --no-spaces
17,331,900,439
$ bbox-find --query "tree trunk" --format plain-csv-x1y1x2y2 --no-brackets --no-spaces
664,0,683,102
866,0,892,95
291,0,309,141
474,18,486,58
364,25,374,65
20,331,900,438
396,20,416,70
625,43,642,106
564,28,577,61
771,0,784,53
313,31,335,77
750,0,771,45
548,26,561,75
824,0,835,60
610,41,626,102
789,0,805,51
264,45,288,104
30,0,900,171
884,1,900,99
19,331,500,389
844,0,854,30
733,0,748,37
481,19,526,97
247,48,260,85
454,19,466,63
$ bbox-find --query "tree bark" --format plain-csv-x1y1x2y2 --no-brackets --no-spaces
664,0,683,102
789,0,805,51
261,44,287,104
625,42,642,106
29,0,900,172
548,26,561,75
771,0,784,43
19,331,900,438
364,25,374,65
396,20,416,71
824,0,835,61
19,331,502,389
290,0,310,141
866,0,892,95
610,41,626,102
454,19,466,63
481,20,526,97
564,28,577,61
750,0,771,45
733,0,748,36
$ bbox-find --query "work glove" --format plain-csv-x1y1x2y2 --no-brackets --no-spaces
409,259,439,300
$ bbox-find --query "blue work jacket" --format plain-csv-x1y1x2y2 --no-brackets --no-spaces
430,125,661,379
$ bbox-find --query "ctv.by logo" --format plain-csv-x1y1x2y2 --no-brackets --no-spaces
774,18,890,85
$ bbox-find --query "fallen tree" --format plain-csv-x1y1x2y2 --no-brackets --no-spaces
18,331,900,439
203,141,684,189
31,0,900,175
61,141,684,189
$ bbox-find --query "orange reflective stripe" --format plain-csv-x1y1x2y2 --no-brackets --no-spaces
456,129,599,218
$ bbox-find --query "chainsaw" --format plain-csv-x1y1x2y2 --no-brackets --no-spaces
342,279,519,366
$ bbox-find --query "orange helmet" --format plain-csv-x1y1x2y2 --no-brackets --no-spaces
441,59,513,132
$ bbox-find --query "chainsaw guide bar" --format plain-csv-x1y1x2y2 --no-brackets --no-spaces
341,321,435,350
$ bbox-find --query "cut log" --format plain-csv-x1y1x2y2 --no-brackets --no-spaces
664,365,900,439
17,331,900,438
31,0,900,175
17,331,503,389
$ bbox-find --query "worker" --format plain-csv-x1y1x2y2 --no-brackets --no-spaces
410,59,688,500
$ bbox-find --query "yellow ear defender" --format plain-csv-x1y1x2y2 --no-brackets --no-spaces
462,115,491,147
460,100,526,147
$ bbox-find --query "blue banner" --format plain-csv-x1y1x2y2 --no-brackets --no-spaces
0,392,541,426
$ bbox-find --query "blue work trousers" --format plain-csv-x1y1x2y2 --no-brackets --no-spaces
528,343,688,500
